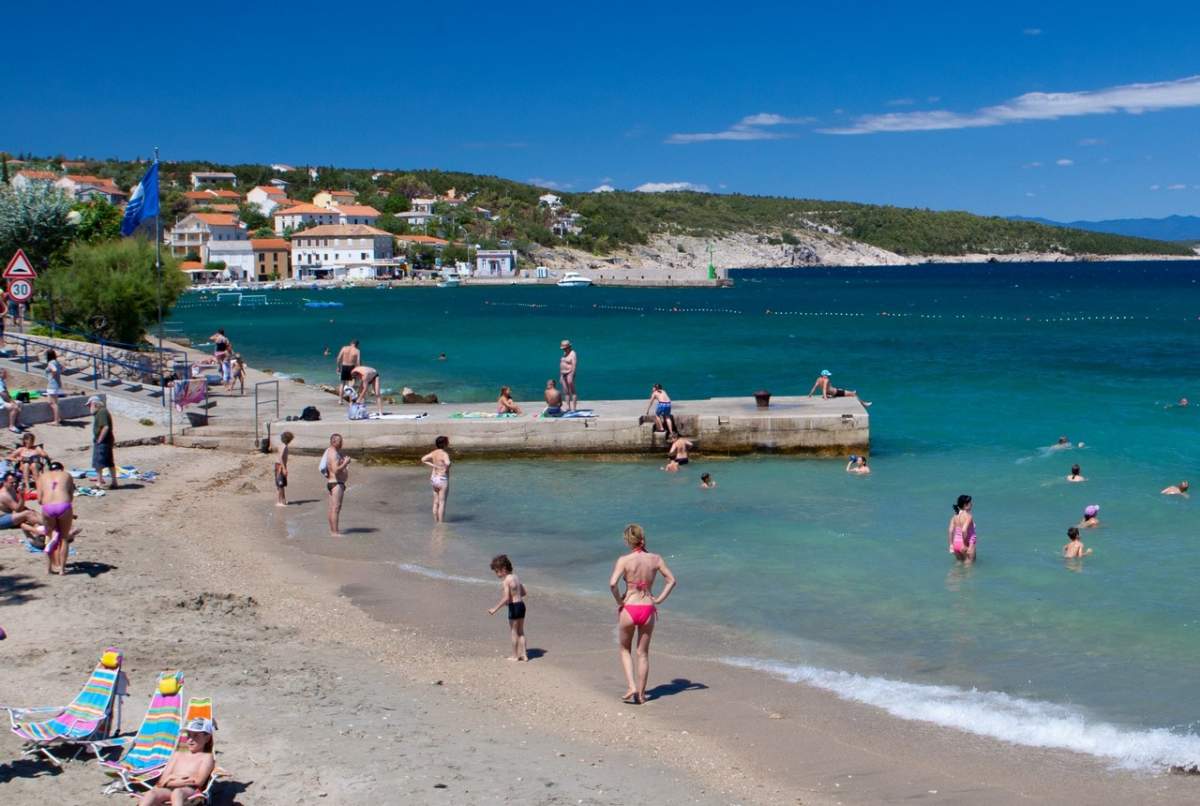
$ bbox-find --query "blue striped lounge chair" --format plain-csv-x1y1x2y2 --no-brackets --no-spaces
91,670,184,794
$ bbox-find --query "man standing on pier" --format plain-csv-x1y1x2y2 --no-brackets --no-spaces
559,339,578,412
335,340,361,406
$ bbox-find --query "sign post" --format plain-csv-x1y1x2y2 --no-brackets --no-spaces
4,248,37,310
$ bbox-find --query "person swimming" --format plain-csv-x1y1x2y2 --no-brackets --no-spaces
1077,504,1101,529
1066,464,1086,482
846,455,870,475
700,473,715,489
947,494,977,563
1063,526,1092,558
1161,480,1189,497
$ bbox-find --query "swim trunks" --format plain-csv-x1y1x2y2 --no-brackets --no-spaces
339,365,353,382
656,402,672,416
275,465,287,489
0,513,13,529
833,388,847,398
507,601,526,621
675,457,689,465
326,481,345,494
543,407,563,417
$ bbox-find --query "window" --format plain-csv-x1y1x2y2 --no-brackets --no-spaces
361,252,367,260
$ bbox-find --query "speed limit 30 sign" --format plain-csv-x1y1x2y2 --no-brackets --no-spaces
7,278,33,302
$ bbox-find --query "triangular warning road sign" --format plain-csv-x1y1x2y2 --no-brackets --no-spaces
3,249,37,280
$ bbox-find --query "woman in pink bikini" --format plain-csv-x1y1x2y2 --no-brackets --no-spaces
947,494,977,563
38,462,75,575
608,524,676,705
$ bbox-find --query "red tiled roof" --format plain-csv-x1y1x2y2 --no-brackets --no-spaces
208,204,239,213
395,235,449,245
16,169,58,180
275,203,334,216
253,185,288,197
335,204,380,216
250,238,289,251
180,260,205,270
192,213,239,226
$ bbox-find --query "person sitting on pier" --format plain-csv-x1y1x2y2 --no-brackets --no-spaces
808,370,865,403
645,384,677,438
543,379,564,417
497,386,523,415
350,365,383,415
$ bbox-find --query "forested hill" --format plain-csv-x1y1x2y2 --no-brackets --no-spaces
9,154,1194,258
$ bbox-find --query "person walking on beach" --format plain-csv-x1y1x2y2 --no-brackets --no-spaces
947,494,977,563
645,384,676,437
322,433,351,537
39,462,75,576
1161,480,1189,496
1063,526,1092,559
487,554,528,661
350,365,383,415
44,350,63,426
609,524,676,705
275,431,293,507
88,396,118,489
559,340,578,412
543,379,563,416
335,340,361,406
420,436,451,523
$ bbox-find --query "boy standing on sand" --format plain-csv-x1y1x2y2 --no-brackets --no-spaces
487,554,528,661
275,431,293,506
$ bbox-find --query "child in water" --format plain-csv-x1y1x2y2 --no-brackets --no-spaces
487,554,528,661
1078,505,1101,529
1063,527,1092,558
1066,464,1085,482
700,473,716,489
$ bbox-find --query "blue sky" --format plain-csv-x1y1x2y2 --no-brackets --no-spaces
4,1,1199,220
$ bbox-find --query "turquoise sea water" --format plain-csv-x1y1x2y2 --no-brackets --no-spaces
170,263,1200,768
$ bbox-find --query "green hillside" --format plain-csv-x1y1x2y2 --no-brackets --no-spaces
8,154,1192,258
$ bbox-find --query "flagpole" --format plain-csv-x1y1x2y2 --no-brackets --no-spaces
154,147,163,368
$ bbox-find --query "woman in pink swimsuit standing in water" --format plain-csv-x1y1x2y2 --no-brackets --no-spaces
947,494,977,563
609,524,676,705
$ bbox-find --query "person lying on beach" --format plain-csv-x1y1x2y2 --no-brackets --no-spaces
663,435,693,472
846,455,870,475
948,494,977,563
700,473,716,489
645,384,676,437
487,554,528,661
1067,464,1086,482
420,436,451,523
136,718,215,806
322,434,351,537
1161,480,1189,497
1063,527,1092,558
8,432,49,494
1077,505,1101,529
543,379,563,416
275,431,293,507
0,471,41,538
38,462,74,576
350,365,383,415
808,370,869,405
609,524,676,705
497,386,523,415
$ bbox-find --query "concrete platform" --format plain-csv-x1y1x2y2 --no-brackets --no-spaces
272,395,868,458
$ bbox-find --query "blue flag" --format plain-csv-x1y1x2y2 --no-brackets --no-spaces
120,161,160,236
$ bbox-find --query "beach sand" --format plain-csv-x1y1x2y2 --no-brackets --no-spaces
1,420,1197,804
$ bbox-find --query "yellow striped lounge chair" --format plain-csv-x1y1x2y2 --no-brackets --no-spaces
3,648,125,767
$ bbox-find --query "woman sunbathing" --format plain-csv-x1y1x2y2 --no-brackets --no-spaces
8,433,50,495
137,718,215,805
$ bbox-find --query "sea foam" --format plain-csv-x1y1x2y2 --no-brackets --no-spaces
722,656,1200,771
388,562,493,585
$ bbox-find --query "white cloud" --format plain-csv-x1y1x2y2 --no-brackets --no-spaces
1055,158,1074,166
634,182,710,193
1023,161,1043,168
667,112,813,144
590,184,616,193
1167,183,1187,190
1023,27,1043,36
1025,192,1037,197
1078,137,1104,146
528,177,572,190
820,74,1200,135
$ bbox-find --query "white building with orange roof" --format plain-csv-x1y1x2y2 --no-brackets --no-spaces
168,212,247,261
312,188,357,209
273,203,339,235
334,204,380,226
55,174,127,204
246,185,290,216
10,169,60,190
290,224,394,279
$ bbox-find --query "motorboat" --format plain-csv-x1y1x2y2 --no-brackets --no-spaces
436,275,462,288
556,272,593,287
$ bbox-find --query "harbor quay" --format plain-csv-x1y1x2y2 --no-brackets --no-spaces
272,395,869,458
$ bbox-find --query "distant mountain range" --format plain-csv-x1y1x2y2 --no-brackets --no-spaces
1009,214,1200,243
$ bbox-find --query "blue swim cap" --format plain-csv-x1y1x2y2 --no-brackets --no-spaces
821,369,832,377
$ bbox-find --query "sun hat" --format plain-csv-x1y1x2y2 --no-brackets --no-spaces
185,717,214,734
820,370,832,377
560,339,571,348
1084,505,1100,518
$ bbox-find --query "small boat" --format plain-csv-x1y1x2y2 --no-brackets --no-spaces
556,272,593,287
303,299,344,309
436,276,461,288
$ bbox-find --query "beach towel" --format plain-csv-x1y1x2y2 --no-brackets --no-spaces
77,486,106,497
71,467,157,482
24,539,76,556
368,412,428,420
536,408,596,419
450,412,521,419
173,379,207,411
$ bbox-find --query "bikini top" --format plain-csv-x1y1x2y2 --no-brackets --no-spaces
627,547,652,591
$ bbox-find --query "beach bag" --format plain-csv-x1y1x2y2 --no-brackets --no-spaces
300,405,321,421
347,402,368,421
318,453,328,478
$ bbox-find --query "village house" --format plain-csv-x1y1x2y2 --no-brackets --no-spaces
205,240,256,281
270,163,295,173
538,193,563,211
183,189,241,210
10,169,59,190
335,204,380,226
168,212,247,262
312,189,357,209
290,224,394,279
190,171,238,189
474,248,518,277
552,212,584,237
245,185,290,217
393,210,438,230
55,174,127,204
273,203,338,235
179,260,221,285
410,197,437,215
250,237,292,281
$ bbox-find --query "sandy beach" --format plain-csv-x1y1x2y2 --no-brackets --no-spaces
1,407,1197,805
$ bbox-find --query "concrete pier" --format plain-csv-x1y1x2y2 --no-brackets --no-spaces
273,395,868,458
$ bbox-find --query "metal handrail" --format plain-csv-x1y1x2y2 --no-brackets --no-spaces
253,380,280,447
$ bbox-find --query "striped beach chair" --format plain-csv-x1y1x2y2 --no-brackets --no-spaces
127,697,227,803
3,648,125,766
90,671,184,794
